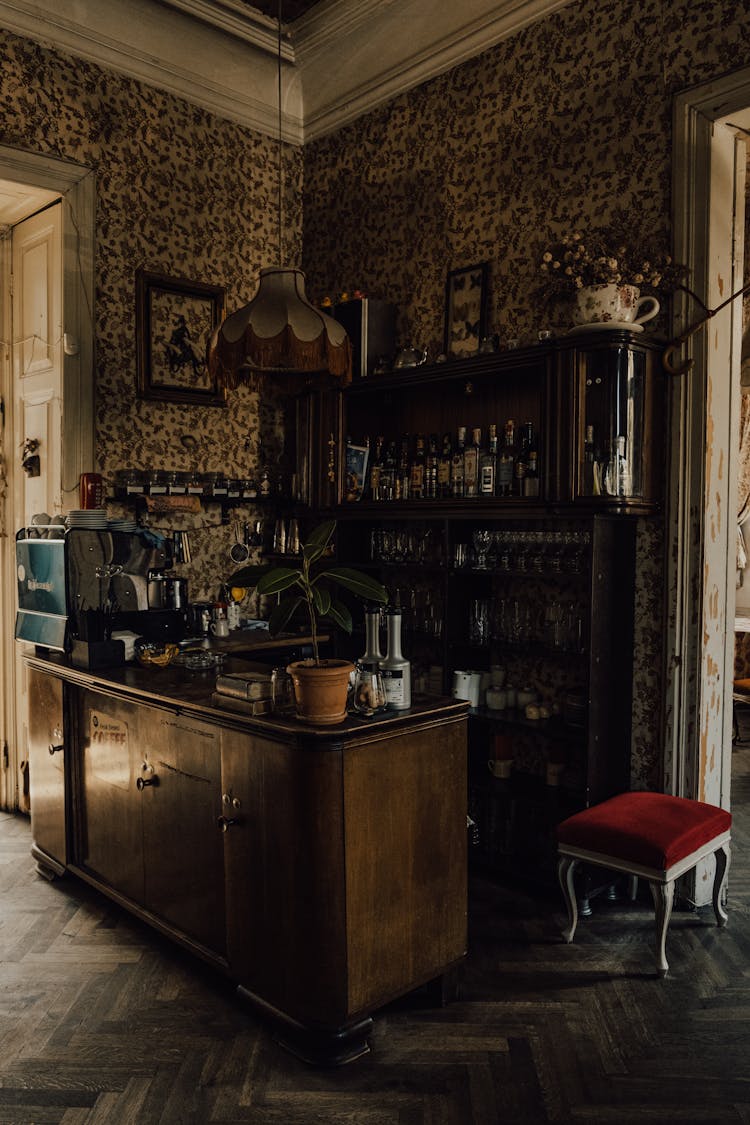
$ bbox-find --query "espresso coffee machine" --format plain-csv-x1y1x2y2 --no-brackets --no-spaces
16,526,185,664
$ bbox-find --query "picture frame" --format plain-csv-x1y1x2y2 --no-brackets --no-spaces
136,269,226,405
344,441,370,502
443,262,488,358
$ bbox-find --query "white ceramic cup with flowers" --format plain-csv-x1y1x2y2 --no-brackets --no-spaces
571,282,659,327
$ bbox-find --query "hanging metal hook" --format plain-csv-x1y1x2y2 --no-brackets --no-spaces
663,282,750,376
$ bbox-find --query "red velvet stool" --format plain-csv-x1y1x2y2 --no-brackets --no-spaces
557,792,731,976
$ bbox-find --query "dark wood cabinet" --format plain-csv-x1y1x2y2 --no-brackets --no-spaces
221,712,466,1059
25,655,467,1066
76,689,226,955
318,331,662,884
27,667,67,877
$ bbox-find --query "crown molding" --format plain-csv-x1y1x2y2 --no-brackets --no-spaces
297,0,576,141
0,0,574,145
0,0,304,141
158,0,294,60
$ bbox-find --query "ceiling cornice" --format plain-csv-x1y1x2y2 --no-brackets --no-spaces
295,0,576,141
0,0,304,141
159,0,294,60
0,0,575,145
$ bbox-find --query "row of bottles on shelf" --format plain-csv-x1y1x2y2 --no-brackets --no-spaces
582,425,633,498
348,421,540,503
113,458,298,503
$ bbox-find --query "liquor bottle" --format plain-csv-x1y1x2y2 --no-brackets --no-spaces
425,434,439,499
381,440,397,501
369,436,384,500
479,423,498,496
360,604,384,664
410,434,426,499
395,434,410,501
451,427,466,498
463,427,481,498
582,424,595,495
522,424,540,498
615,434,631,496
514,421,534,496
524,445,540,497
604,434,631,497
380,605,412,710
438,432,453,499
498,420,515,497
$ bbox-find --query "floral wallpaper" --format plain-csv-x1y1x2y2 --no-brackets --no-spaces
0,28,302,603
3,0,748,788
302,0,750,789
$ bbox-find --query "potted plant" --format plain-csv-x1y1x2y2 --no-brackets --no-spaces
229,520,388,725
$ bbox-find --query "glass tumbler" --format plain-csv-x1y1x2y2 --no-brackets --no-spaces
271,666,296,714
351,662,387,716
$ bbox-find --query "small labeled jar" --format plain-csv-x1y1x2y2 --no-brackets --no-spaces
485,686,507,711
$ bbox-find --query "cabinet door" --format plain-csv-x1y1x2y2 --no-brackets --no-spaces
142,713,225,955
221,730,349,1025
78,689,144,903
27,668,66,870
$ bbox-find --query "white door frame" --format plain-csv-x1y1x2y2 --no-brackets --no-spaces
0,145,94,812
666,73,750,836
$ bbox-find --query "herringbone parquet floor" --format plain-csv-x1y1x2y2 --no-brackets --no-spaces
2,748,749,1125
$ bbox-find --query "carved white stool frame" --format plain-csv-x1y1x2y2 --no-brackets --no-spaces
557,829,731,977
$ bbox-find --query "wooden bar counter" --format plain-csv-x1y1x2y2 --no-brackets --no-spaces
24,637,468,1066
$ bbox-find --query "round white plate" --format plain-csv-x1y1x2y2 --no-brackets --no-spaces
567,321,645,335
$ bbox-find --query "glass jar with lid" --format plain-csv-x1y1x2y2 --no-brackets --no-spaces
148,470,170,495
203,472,228,497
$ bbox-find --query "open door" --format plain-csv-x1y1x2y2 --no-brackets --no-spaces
0,150,94,813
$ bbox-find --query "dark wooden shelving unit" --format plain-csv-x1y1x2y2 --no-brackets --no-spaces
300,331,665,883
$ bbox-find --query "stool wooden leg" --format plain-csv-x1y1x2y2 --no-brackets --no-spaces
558,855,579,943
649,879,674,978
713,843,730,927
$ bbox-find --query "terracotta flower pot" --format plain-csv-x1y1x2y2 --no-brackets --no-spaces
286,659,355,725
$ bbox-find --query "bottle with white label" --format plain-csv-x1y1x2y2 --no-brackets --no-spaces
380,606,411,710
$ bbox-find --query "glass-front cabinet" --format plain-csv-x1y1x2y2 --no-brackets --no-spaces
303,330,664,884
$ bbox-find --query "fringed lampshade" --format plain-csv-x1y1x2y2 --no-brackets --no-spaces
207,268,352,391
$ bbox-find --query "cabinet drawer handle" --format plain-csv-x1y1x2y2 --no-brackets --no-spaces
217,815,239,833
48,743,64,755
136,775,159,790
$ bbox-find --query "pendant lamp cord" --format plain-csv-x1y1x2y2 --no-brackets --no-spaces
277,0,283,268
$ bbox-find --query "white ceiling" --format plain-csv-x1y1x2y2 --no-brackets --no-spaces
0,0,575,145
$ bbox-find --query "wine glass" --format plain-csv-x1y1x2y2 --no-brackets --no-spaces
472,528,492,569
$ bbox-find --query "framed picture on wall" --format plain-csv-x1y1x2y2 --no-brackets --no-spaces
136,270,226,405
443,262,488,358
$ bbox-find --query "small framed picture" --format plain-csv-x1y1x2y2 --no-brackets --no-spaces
444,262,488,358
344,441,370,502
136,270,226,405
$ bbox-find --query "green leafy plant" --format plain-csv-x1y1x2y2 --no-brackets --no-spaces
229,520,387,666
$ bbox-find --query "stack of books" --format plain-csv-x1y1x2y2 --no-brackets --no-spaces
211,667,273,716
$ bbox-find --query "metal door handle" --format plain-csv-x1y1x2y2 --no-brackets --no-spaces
48,743,64,755
136,775,159,790
217,815,239,833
